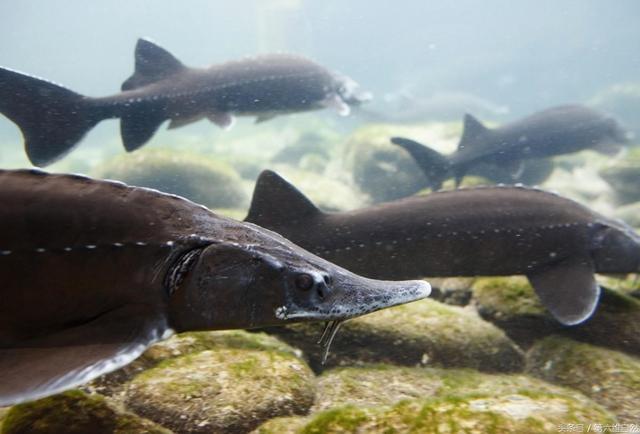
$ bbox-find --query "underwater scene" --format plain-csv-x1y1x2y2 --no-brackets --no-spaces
1,1,640,432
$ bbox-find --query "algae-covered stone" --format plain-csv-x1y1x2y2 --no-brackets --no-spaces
251,416,309,434
300,393,614,434
472,276,640,355
93,148,247,208
312,364,608,413
590,82,640,135
428,277,475,306
343,124,442,202
472,276,557,346
526,335,640,423
599,148,640,205
1,390,169,434
91,330,303,398
267,299,524,373
124,331,315,434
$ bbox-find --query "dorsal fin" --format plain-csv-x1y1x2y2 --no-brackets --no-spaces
121,38,185,91
458,113,489,150
245,170,320,227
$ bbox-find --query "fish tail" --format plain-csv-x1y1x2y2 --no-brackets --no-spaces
391,137,450,191
0,67,104,166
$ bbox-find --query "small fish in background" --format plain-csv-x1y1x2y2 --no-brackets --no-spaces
0,38,371,167
391,105,629,190
0,169,428,406
246,170,640,327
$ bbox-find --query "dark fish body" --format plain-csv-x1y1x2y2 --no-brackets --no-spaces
0,169,428,405
392,105,629,190
0,39,369,166
246,170,640,326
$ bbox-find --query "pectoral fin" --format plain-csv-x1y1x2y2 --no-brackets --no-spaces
527,258,601,326
0,304,171,406
207,112,235,130
168,114,205,129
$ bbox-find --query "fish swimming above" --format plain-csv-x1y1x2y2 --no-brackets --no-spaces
0,38,371,167
246,170,640,327
391,105,629,190
0,169,429,406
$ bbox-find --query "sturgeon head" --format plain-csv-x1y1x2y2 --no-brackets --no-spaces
167,222,430,358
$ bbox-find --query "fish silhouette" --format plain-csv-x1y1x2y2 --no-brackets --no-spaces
0,169,428,406
392,105,628,190
246,170,640,326
0,38,371,166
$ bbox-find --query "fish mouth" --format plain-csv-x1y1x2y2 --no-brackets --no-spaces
275,278,430,363
276,278,431,322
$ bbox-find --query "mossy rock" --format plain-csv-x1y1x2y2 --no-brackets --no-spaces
590,82,640,135
123,332,315,434
427,277,475,306
526,335,640,423
270,131,333,165
342,124,433,202
614,201,640,228
599,148,640,204
311,364,611,414
472,276,640,355
93,148,247,209
265,299,524,373
90,330,302,397
298,393,614,434
251,416,309,434
472,276,558,346
1,390,169,434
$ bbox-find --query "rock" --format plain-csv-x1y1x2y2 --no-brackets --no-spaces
428,277,475,306
270,131,332,165
298,393,614,434
599,148,640,205
0,390,169,434
614,201,640,228
589,82,640,136
342,124,443,202
250,416,308,434
123,331,315,434
93,148,247,209
472,276,558,347
526,335,640,423
472,276,640,355
265,299,524,373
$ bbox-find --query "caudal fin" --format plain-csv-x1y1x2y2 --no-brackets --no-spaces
0,67,102,166
391,137,451,191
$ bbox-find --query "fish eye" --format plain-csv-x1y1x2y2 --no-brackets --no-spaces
294,273,315,291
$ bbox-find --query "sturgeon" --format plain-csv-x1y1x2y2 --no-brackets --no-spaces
246,170,640,326
0,169,429,406
0,38,370,167
392,105,629,190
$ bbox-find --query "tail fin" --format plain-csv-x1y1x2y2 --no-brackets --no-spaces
391,137,451,191
0,67,102,166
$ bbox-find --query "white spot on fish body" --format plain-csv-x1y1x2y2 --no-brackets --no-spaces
36,248,46,253
135,241,147,246
165,241,174,247
549,252,557,258
1,250,11,255
85,245,96,250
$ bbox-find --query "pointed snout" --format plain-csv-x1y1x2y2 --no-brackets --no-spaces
279,268,431,322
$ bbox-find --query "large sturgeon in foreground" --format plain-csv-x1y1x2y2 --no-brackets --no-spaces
0,38,370,167
0,169,429,406
246,170,640,326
